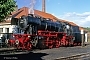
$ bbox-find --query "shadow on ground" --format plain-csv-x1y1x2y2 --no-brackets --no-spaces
0,52,48,60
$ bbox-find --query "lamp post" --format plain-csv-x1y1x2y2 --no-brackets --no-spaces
81,29,84,47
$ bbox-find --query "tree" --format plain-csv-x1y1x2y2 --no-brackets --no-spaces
0,0,16,22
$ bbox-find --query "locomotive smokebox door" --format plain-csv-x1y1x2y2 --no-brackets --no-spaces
18,15,28,30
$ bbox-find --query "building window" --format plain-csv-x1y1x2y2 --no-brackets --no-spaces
5,28,9,33
0,28,3,33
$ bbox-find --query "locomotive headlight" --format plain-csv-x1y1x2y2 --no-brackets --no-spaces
15,39,19,44
13,35,15,37
28,36,30,37
66,25,70,29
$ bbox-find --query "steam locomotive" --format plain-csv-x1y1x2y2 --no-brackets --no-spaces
7,14,81,50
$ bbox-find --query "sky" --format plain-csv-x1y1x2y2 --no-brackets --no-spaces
14,0,90,27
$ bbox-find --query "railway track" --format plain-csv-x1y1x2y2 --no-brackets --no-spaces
0,47,90,60
0,47,42,55
0,48,30,55
55,53,90,60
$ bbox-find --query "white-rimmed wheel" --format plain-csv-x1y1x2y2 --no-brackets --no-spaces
15,40,19,45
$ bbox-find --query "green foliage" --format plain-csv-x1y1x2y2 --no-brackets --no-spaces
84,27,90,32
0,0,16,22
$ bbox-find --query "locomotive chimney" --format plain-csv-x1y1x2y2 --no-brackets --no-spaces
42,0,45,12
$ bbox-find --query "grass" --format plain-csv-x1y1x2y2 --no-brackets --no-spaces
84,27,90,32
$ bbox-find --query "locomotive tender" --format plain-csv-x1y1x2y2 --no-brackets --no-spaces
7,14,81,50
